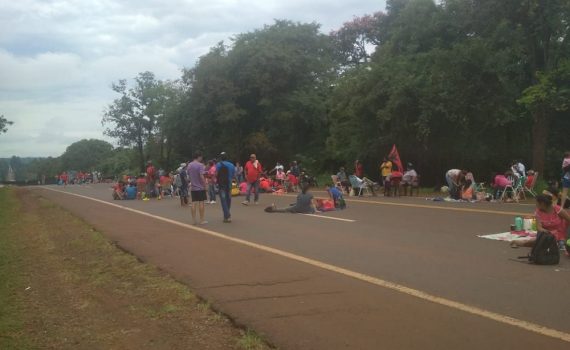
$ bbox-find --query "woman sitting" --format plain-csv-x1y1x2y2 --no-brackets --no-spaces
511,194,570,254
112,181,126,200
265,184,319,214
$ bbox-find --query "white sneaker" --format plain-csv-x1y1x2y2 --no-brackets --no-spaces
241,201,249,206
211,201,216,204
254,201,259,205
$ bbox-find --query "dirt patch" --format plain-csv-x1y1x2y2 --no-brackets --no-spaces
0,188,268,350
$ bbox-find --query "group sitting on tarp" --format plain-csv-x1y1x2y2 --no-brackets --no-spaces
112,181,137,200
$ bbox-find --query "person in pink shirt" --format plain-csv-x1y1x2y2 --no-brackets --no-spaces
512,194,570,254
206,160,217,204
492,171,513,199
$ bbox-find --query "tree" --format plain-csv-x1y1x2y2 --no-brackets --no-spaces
102,72,171,171
0,115,13,134
60,139,113,171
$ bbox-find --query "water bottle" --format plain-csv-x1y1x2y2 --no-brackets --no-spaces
514,217,523,231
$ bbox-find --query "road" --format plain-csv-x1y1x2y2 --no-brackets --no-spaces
32,184,570,349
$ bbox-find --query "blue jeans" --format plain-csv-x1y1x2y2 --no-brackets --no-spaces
246,180,259,202
219,186,232,220
208,184,216,202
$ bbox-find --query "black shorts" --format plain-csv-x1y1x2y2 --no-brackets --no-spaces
191,190,207,202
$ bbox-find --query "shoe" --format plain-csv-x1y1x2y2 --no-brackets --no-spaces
254,201,259,205
211,201,216,204
241,201,249,206
223,218,232,223
199,221,208,225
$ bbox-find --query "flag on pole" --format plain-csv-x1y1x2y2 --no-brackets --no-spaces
388,145,403,172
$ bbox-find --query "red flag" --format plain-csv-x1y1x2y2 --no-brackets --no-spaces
388,145,404,173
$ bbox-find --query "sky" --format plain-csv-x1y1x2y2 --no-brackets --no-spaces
0,0,386,158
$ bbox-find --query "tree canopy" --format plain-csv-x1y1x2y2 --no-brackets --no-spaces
97,1,570,185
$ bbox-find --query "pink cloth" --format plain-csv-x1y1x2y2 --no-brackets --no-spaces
535,205,567,241
493,175,511,188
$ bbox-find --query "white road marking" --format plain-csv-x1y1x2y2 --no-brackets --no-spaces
303,214,355,222
38,186,570,343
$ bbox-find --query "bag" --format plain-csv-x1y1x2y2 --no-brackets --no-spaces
519,231,560,265
217,163,230,189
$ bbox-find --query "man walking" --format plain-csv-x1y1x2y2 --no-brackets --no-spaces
216,152,236,223
187,151,208,225
242,154,263,205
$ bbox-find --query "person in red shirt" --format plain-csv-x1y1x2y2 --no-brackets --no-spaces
242,154,263,205
145,161,156,198
354,160,364,178
60,172,68,186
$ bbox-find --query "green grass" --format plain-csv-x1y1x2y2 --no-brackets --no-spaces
0,188,31,350
237,329,265,350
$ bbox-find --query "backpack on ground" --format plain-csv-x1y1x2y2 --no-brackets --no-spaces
519,231,560,265
217,163,230,189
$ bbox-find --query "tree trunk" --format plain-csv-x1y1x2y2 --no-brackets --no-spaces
531,108,549,175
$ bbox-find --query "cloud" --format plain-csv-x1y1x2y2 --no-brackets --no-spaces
0,0,386,157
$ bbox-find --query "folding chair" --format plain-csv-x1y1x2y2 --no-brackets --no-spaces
514,176,526,200
500,176,518,203
524,172,538,197
349,175,372,196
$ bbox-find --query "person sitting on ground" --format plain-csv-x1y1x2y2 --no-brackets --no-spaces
125,183,137,200
112,181,126,200
445,169,467,200
461,179,474,200
265,184,320,214
336,167,351,194
511,194,570,254
326,183,346,209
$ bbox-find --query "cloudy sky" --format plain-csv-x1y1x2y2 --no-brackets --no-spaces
0,0,386,157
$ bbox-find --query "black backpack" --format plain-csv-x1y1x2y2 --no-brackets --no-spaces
519,231,560,265
217,163,230,189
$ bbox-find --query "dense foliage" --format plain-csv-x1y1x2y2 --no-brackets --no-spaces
6,0,569,186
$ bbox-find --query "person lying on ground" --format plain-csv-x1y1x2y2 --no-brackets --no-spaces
511,194,570,254
265,184,320,214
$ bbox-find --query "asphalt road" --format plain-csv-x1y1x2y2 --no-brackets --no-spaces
32,184,570,349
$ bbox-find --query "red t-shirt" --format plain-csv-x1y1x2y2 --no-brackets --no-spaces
355,164,364,178
146,166,156,181
245,160,263,183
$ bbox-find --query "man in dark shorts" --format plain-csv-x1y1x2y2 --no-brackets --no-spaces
187,151,207,225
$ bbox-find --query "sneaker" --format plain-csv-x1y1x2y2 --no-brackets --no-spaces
223,218,232,223
254,201,259,205
241,201,249,206
211,201,216,204
199,221,208,225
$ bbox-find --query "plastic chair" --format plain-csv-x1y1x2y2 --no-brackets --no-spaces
349,175,372,196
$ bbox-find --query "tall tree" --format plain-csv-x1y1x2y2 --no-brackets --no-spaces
60,139,113,171
102,72,171,171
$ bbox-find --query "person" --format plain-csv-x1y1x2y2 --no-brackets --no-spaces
290,161,300,178
206,160,217,204
559,152,570,213
525,170,535,188
235,161,244,183
492,171,513,199
266,184,319,214
145,161,157,198
60,172,68,186
380,157,392,184
178,163,189,206
461,179,474,200
543,186,570,209
445,169,466,199
336,166,349,189
401,163,418,196
112,181,125,200
216,152,236,223
275,167,286,186
187,151,208,225
354,160,364,178
242,154,263,205
125,183,137,200
511,194,570,254
326,183,346,209
511,160,526,179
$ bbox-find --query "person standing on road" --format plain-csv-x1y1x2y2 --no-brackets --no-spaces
178,163,189,206
242,154,263,205
187,151,208,225
145,161,156,198
216,152,236,223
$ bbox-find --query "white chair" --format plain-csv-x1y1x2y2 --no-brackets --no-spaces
349,175,372,196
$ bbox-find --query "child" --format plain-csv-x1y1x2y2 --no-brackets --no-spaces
206,161,217,204
326,184,346,209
